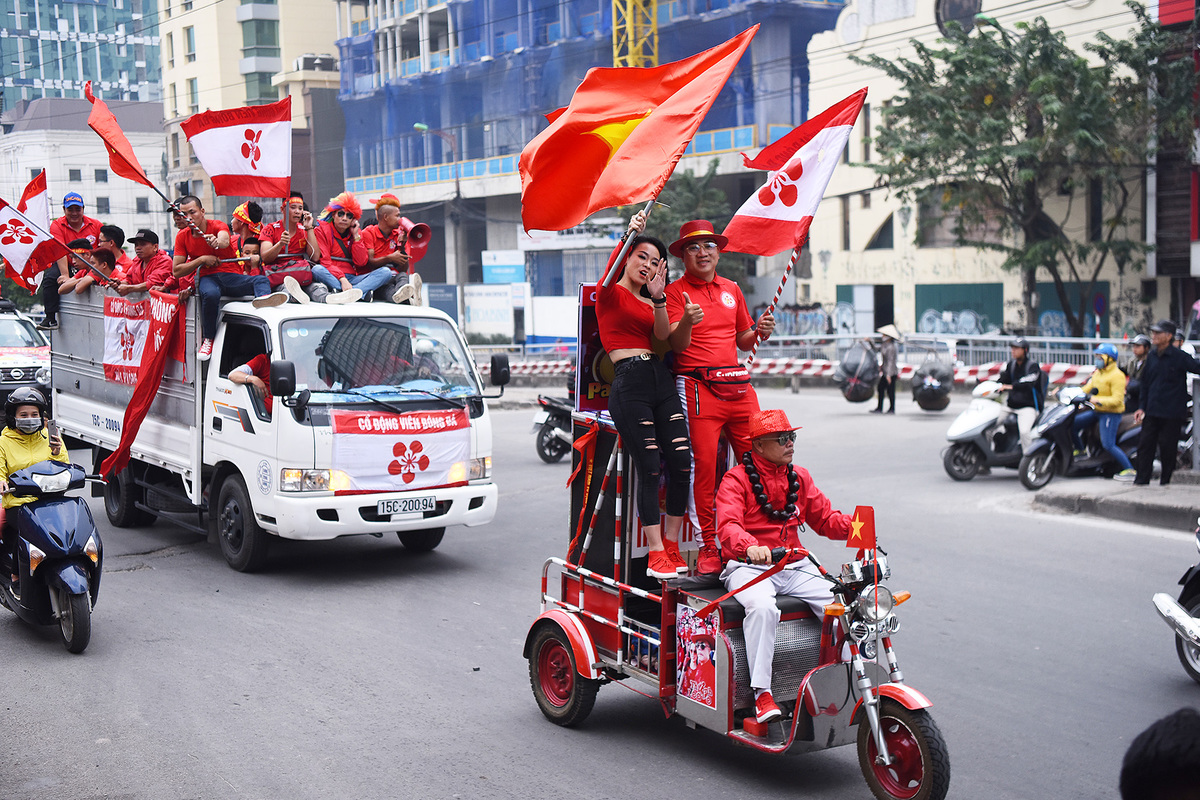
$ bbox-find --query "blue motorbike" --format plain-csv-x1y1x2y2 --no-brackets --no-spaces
0,461,103,653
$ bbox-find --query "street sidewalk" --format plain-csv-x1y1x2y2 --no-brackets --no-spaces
1033,471,1200,532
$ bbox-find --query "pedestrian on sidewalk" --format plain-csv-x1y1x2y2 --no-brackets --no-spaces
1134,320,1200,486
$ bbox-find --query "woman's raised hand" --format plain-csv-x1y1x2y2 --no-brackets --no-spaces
648,260,668,298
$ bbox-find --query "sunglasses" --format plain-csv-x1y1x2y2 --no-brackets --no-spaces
761,431,796,446
684,241,719,254
334,210,354,218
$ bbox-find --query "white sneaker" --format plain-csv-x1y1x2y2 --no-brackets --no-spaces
391,283,415,304
283,276,310,304
252,291,289,308
410,273,422,305
327,288,363,305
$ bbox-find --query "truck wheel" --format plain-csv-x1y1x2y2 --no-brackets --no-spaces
528,626,598,727
397,528,445,552
104,465,156,527
216,476,270,572
58,589,92,654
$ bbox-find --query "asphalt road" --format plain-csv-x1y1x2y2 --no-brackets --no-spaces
1,386,1195,799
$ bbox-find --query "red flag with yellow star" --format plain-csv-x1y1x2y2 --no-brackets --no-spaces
848,505,876,551
519,26,758,231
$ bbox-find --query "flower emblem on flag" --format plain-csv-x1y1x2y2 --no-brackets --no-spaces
241,129,263,170
757,159,805,208
0,220,37,246
388,440,430,483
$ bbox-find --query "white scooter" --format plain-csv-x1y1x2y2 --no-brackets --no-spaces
942,381,1024,481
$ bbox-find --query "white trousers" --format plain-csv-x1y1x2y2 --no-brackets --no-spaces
722,562,832,691
1015,406,1039,451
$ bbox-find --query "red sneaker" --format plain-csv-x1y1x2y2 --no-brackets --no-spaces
755,690,782,723
197,338,214,361
662,539,687,574
647,550,678,580
696,544,724,575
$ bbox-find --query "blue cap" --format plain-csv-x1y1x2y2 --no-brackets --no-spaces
62,192,84,208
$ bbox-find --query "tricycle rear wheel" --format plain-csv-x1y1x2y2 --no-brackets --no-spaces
858,699,950,800
528,626,598,727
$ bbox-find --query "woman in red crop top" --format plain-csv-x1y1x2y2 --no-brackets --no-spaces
597,212,692,581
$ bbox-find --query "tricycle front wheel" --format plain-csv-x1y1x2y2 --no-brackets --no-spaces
528,626,598,727
858,699,950,800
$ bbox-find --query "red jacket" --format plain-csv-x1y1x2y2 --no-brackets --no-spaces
715,452,851,561
315,221,368,278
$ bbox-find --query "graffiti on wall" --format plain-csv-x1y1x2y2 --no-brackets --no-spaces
917,309,998,335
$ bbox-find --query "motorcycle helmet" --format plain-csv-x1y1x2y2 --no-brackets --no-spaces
1096,343,1118,362
1131,334,1151,348
4,386,47,432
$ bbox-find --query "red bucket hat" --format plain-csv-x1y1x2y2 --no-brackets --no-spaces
748,409,801,441
668,220,729,258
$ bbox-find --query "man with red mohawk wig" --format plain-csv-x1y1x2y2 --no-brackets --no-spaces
310,191,394,303
361,193,421,305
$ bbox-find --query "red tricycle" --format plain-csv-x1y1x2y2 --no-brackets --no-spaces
523,417,950,800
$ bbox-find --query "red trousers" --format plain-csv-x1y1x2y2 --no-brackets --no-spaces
675,375,760,548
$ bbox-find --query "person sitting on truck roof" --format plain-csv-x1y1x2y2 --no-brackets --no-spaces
715,409,852,726
0,387,68,589
172,195,288,362
361,194,421,305
259,192,322,304
312,192,389,304
39,193,102,331
229,354,273,417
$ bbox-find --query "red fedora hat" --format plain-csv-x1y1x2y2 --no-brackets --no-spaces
668,219,729,258
748,409,802,440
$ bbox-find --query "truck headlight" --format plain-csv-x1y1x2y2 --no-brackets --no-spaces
35,367,50,386
468,457,491,480
280,469,352,492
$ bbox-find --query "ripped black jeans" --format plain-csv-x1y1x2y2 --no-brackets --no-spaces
608,356,691,525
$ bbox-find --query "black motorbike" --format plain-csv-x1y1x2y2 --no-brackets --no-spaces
1017,388,1140,490
0,461,103,653
533,395,574,463
1153,520,1200,684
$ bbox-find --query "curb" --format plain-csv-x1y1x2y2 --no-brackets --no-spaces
1033,487,1200,532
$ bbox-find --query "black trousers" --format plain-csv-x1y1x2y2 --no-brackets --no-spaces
41,266,61,322
1135,415,1184,485
608,356,691,526
876,375,895,411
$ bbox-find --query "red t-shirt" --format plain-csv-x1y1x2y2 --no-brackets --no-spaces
49,215,102,248
315,221,368,278
110,251,136,282
597,281,657,353
139,251,175,289
665,272,753,370
261,220,311,266
174,219,239,277
360,224,406,274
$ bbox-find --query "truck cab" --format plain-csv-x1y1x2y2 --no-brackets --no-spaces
52,293,508,571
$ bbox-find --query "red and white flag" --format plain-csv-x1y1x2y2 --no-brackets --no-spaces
0,172,70,292
330,408,472,493
722,89,867,256
102,293,188,384
180,96,292,197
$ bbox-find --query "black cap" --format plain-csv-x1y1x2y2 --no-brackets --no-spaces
1150,319,1178,335
129,228,159,245
66,238,91,251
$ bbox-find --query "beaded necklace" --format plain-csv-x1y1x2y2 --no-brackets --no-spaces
741,452,800,521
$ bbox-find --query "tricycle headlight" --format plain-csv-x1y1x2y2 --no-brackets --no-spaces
857,586,894,623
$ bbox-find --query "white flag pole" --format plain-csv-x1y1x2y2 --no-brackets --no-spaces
744,243,801,367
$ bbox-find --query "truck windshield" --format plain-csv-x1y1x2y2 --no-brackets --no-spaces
280,316,481,400
0,319,47,348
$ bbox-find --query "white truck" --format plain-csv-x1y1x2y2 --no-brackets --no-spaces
51,292,509,571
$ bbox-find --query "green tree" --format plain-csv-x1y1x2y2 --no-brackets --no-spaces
856,5,1199,335
620,158,749,291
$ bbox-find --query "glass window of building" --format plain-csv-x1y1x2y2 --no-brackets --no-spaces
95,169,108,183
245,73,277,105
69,169,82,182
242,20,280,59
187,78,199,114
184,27,195,63
166,33,174,67
95,198,110,215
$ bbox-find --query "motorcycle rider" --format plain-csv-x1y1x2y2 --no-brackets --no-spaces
1125,334,1151,413
0,388,68,588
997,337,1045,449
1071,343,1135,480
715,409,851,724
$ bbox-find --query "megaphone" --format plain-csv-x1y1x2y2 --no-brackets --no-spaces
398,217,431,267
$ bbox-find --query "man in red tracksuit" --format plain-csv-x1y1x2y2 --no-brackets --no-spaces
665,220,775,574
715,409,852,724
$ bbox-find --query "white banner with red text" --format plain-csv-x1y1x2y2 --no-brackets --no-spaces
103,292,186,384
330,407,472,492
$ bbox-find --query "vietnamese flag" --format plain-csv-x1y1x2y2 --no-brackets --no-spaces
181,97,292,197
722,89,866,257
847,505,877,551
520,26,758,232
84,81,157,189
